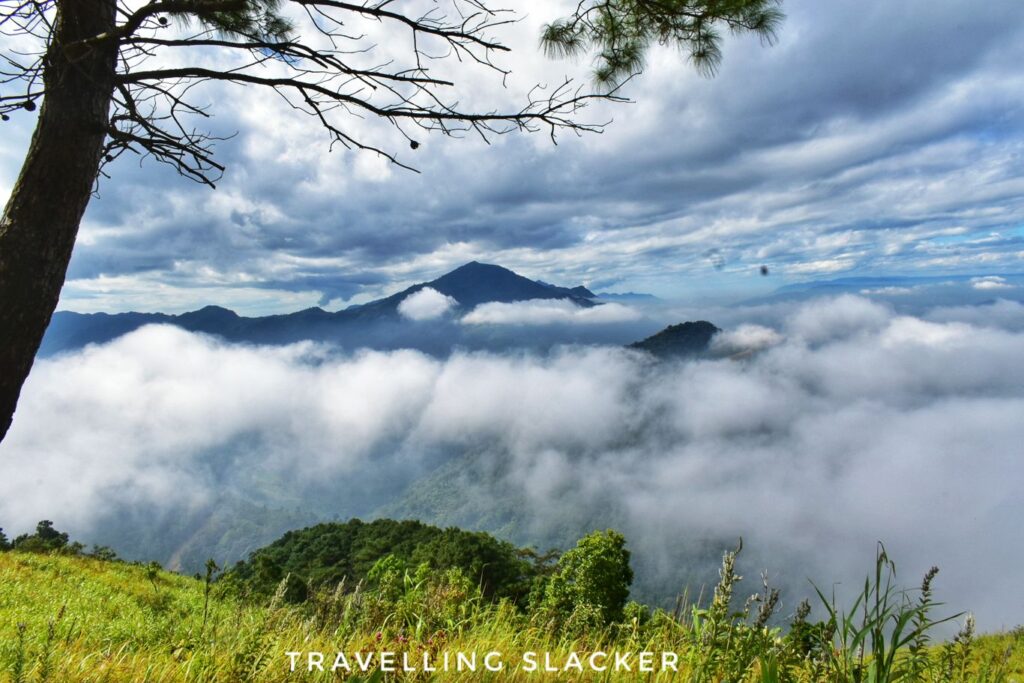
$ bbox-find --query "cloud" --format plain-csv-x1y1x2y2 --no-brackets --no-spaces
461,300,642,325
860,286,915,296
397,287,458,321
2,0,1020,312
971,276,1014,290
2,296,1023,629
926,298,1024,331
785,294,892,344
710,324,783,354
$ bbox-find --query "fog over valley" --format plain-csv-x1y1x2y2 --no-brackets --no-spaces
3,293,1023,630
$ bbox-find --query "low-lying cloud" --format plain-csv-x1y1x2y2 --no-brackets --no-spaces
971,276,1013,291
710,324,783,354
2,295,1022,629
461,299,642,325
398,287,458,320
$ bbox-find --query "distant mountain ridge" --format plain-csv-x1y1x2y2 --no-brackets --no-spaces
596,292,658,302
743,272,1024,306
40,262,600,356
351,261,596,316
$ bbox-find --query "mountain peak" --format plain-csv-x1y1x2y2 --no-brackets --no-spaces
444,261,512,277
569,285,597,298
176,305,240,323
629,321,720,358
426,262,595,308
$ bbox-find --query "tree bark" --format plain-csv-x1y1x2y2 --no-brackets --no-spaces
0,0,118,442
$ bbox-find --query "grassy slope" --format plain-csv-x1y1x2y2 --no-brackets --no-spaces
0,552,285,682
0,552,1021,682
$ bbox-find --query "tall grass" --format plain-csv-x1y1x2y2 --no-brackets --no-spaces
0,549,1020,682
809,543,963,682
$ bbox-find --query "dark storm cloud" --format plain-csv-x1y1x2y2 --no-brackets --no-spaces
4,0,1024,310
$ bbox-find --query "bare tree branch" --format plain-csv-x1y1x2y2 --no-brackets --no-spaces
2,0,626,179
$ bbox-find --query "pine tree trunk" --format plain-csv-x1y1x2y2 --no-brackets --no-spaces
0,0,118,442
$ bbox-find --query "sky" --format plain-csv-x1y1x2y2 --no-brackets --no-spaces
3,0,1024,314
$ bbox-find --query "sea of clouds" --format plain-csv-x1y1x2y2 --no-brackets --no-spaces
2,295,1022,629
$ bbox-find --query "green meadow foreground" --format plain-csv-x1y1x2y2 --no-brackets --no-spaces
0,531,1021,682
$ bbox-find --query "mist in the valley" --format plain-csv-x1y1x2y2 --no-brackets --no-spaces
2,295,1023,630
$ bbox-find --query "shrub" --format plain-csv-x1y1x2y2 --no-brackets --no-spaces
11,520,80,555
535,529,633,629
226,518,535,605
